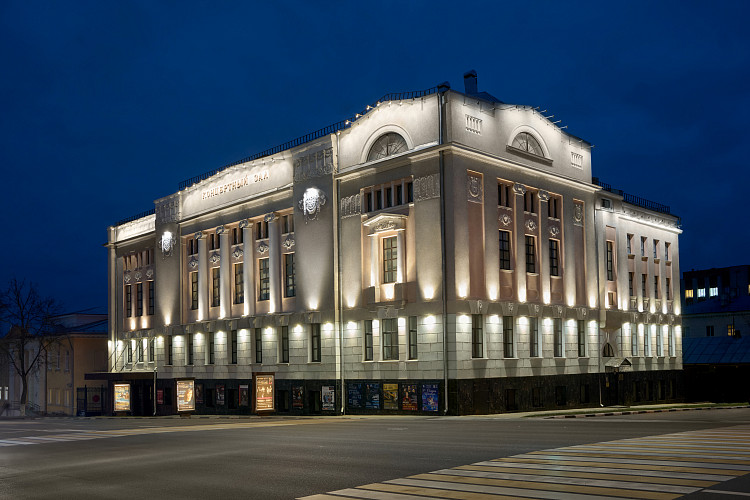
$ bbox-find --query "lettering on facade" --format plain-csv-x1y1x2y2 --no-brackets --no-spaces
201,170,270,201
413,173,439,202
340,194,361,219
293,147,334,181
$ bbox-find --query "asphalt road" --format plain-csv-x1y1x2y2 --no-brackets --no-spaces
1,409,749,499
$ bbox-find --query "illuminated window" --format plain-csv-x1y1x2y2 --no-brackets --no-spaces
125,284,132,318
127,341,132,363
284,253,296,298
207,332,215,365
254,328,263,363
685,289,693,299
471,314,483,358
553,318,563,357
668,327,675,356
656,328,663,356
503,316,514,358
529,317,539,357
311,324,321,362
258,259,270,301
211,268,220,308
511,132,543,156
280,326,289,363
408,316,418,360
549,240,560,277
382,318,398,360
148,281,154,316
578,320,587,357
525,236,536,274
234,263,244,304
137,339,143,363
382,237,398,284
364,320,373,361
606,241,614,281
367,133,408,161
499,231,512,270
728,324,735,337
631,325,638,356
697,288,706,298
709,287,718,297
149,338,154,362
190,272,199,310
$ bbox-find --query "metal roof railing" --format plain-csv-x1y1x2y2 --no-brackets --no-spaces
115,208,155,226
593,178,674,216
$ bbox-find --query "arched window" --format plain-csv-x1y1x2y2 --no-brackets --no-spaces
602,343,615,358
367,133,408,162
511,132,544,157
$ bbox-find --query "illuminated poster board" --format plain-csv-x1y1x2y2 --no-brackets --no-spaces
347,383,363,408
239,385,249,407
254,374,275,412
176,379,195,412
114,383,131,412
365,383,380,409
401,384,417,411
422,384,439,412
321,385,335,411
383,384,398,410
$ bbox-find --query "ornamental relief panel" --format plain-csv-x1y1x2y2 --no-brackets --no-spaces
525,219,537,232
573,201,584,226
499,213,512,227
467,172,483,203
513,183,526,196
299,187,326,223
340,194,361,219
549,224,561,238
155,196,181,224
232,247,243,259
293,147,334,181
282,236,295,250
414,173,440,202
538,190,550,202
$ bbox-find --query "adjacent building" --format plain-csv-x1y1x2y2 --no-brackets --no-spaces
105,72,683,415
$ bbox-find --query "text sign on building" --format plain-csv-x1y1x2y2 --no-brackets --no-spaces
114,383,131,412
254,374,275,413
176,379,195,412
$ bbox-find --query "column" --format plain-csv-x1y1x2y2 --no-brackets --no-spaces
513,184,526,301
396,230,404,283
370,234,379,287
218,226,230,318
197,232,208,321
267,213,281,314
538,191,550,304
241,220,255,316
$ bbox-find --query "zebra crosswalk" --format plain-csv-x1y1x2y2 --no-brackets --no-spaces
300,424,750,499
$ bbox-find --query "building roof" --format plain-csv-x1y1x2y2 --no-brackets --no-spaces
683,336,750,364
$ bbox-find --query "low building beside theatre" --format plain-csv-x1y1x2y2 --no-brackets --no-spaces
105,71,683,415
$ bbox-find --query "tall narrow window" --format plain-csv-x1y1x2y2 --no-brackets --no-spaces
395,184,403,206
254,328,263,363
665,242,671,261
406,180,414,203
136,283,143,316
645,327,652,356
148,281,154,316
631,325,638,356
207,332,215,365
149,338,155,362
606,241,614,281
642,274,647,297
259,258,270,301
471,314,483,358
549,239,560,277
654,276,660,300
191,272,199,310
280,326,289,363
499,231,512,270
668,326,675,357
553,318,563,358
656,327,663,356
127,341,133,363
188,334,194,365
382,236,398,283
577,320,586,357
284,253,296,297
640,237,646,257
234,263,244,304
364,320,373,361
211,268,220,307
167,336,173,365
498,182,511,208
125,285,132,317
524,190,536,213
311,324,321,362
666,278,671,300
382,318,398,360
137,340,143,363
548,197,559,218
232,227,243,245
629,272,635,297
503,316,514,358
653,240,659,259
525,236,536,274
529,317,539,357
626,234,633,254
408,316,418,360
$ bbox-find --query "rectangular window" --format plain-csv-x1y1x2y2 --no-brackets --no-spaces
126,341,132,363
577,320,586,357
364,320,373,361
190,272,199,310
640,237,646,257
284,253,296,298
629,273,635,297
654,276,660,299
211,268,220,307
188,334,194,365
709,286,718,297
554,318,563,357
529,317,539,357
524,190,536,213
406,180,413,203
375,189,383,210
525,236,536,274
280,326,289,363
626,234,633,254
685,289,693,299
365,191,373,212
148,281,154,316
125,284,132,317
188,238,198,256
385,187,392,208
697,288,706,298
549,239,560,277
665,242,671,261
498,182,511,208
167,336,173,365
254,328,263,363
656,328,663,356
668,327,675,356
311,324,321,362
136,283,143,316
499,231,512,270
631,325,638,356
382,318,398,360
706,325,714,337
728,324,735,337
207,332,215,365
137,340,143,363
503,316,514,358
645,328,652,356
408,316,418,360
653,240,659,259
665,278,671,300
382,236,398,283
232,227,243,245
471,314,483,358
149,338,155,362
642,274,647,297
259,258,270,301
395,184,403,206
606,241,614,281
234,263,244,304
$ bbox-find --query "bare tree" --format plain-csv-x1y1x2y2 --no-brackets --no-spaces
0,279,60,413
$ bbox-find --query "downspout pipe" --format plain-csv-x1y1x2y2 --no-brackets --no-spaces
437,82,450,415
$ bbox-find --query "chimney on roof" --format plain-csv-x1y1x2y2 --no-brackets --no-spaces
464,70,478,95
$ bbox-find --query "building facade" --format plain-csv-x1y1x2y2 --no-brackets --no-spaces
106,72,683,415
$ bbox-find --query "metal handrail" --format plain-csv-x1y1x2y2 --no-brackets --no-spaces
116,208,155,226
593,177,674,216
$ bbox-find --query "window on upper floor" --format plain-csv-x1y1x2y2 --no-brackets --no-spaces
606,241,615,281
697,288,706,298
549,239,560,277
523,190,537,214
188,238,198,256
363,178,413,213
234,263,244,304
511,132,543,156
626,234,633,255
255,221,269,239
525,236,537,274
498,181,512,208
382,237,398,284
367,133,408,162
685,289,693,300
281,214,294,234
641,237,646,257
709,287,718,297
499,231,512,271
548,196,560,219
284,253,296,298
232,227,243,245
258,259,270,301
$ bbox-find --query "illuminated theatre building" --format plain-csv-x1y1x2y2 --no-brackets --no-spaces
106,72,683,415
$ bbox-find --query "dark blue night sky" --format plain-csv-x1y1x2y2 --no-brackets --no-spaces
1,1,748,312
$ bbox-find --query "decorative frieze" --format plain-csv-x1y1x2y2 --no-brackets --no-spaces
414,173,440,202
467,172,483,203
293,147,334,181
155,195,180,224
340,194,361,218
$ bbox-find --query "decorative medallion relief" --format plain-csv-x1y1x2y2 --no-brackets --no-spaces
232,247,243,259
238,219,250,229
282,236,295,250
513,183,526,196
209,252,220,264
124,272,131,284
134,271,142,282
340,194,361,219
299,187,326,223
257,241,269,254
145,268,154,279
573,202,584,226
467,172,483,203
414,173,440,202
188,257,198,269
160,230,177,258
538,190,550,202
525,219,537,231
499,214,512,226
549,226,560,237
293,147,334,181
216,225,226,235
